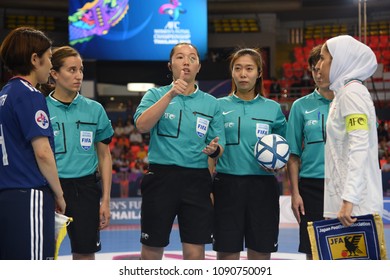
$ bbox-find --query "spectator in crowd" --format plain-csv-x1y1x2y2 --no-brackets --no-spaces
123,118,135,136
114,118,125,137
136,144,148,162
270,77,281,96
379,136,389,160
117,134,130,150
129,128,143,145
382,156,390,172
378,121,389,141
117,153,130,198
111,141,123,160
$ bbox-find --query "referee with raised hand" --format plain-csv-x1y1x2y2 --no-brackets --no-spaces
134,43,225,260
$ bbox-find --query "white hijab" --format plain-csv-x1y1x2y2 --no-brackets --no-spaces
327,35,377,92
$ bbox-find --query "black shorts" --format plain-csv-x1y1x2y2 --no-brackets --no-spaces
298,178,325,254
140,164,213,247
213,173,280,253
60,174,102,254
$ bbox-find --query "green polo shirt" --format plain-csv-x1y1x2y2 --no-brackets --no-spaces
46,93,114,178
134,84,225,168
285,90,332,178
216,94,287,176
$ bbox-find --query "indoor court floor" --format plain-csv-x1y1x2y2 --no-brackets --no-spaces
58,223,390,260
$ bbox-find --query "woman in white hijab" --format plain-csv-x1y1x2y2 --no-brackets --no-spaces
316,35,384,227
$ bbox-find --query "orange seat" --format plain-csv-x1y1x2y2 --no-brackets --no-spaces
294,47,305,63
383,50,390,60
293,61,304,79
373,50,382,62
130,145,140,153
282,63,294,79
379,35,389,49
314,38,325,45
305,38,315,48
263,79,272,97
369,35,379,49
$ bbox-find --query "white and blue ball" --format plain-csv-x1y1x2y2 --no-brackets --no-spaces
254,134,290,169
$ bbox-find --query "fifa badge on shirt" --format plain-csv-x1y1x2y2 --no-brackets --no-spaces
80,131,93,151
196,117,209,138
256,123,269,139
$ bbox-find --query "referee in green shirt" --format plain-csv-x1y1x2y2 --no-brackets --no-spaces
212,48,287,260
286,45,334,259
44,46,114,260
134,43,225,260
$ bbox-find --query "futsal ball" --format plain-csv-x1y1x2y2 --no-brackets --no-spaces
254,134,290,169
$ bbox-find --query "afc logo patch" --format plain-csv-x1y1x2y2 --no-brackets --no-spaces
346,114,368,132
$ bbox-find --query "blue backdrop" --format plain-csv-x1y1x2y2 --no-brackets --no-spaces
69,0,208,61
